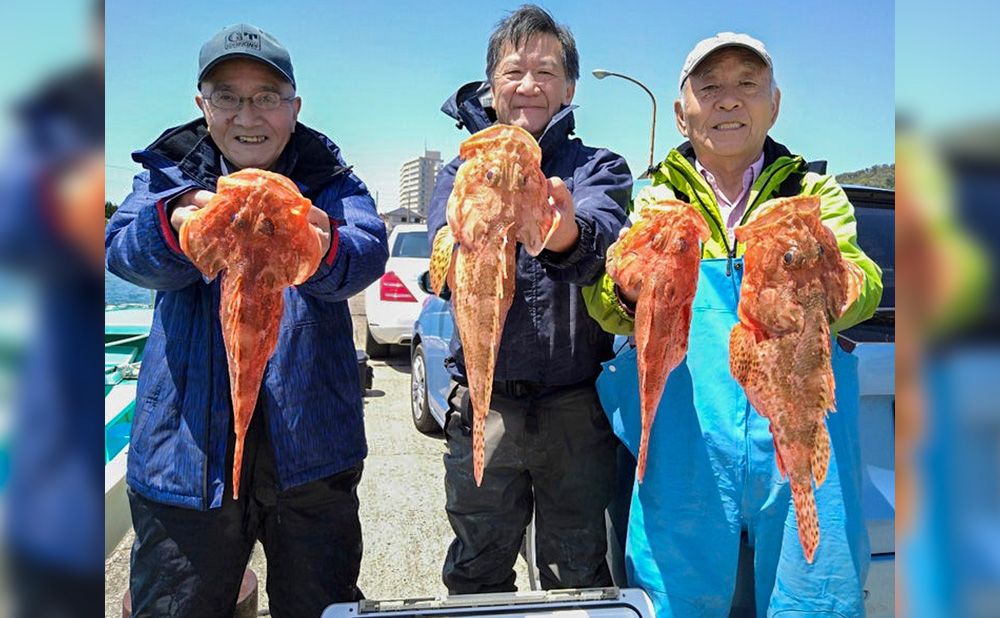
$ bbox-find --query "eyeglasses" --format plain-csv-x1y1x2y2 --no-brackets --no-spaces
207,91,295,111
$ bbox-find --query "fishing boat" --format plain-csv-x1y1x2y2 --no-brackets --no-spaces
105,305,151,558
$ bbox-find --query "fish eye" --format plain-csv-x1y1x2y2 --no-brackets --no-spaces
485,168,498,183
519,174,528,187
817,244,825,257
676,237,688,252
256,216,275,236
783,250,795,266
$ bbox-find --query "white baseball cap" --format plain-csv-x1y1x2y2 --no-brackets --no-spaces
678,32,772,91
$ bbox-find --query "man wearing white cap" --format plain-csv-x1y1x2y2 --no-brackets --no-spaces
585,33,883,616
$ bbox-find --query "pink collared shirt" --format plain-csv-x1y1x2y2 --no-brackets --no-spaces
696,153,765,242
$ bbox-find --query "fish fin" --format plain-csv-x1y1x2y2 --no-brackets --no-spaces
791,481,820,564
680,201,712,242
498,226,512,298
812,422,831,488
840,261,865,317
179,202,236,279
519,198,560,256
430,226,457,295
729,322,757,386
825,371,838,414
772,433,788,479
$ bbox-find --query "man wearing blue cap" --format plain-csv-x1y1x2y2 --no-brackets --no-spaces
106,23,387,616
585,33,882,616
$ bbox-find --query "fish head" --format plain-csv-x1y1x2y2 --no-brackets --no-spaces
736,195,860,330
607,199,709,299
216,169,321,289
448,125,555,255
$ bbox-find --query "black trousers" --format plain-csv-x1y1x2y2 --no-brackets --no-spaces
442,379,617,593
127,412,364,617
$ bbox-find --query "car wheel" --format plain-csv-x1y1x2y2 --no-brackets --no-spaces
410,343,439,434
365,324,390,359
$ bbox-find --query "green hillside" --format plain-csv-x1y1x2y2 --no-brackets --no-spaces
835,163,894,189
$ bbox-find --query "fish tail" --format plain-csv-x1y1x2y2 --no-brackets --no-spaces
812,422,831,487
232,430,245,500
637,425,650,483
473,406,486,487
791,480,820,564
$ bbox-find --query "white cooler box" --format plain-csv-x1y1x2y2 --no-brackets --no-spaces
322,588,654,618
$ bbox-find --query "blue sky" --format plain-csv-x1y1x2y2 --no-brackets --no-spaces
106,0,894,212
897,0,1000,130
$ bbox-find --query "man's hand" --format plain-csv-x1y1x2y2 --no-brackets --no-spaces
169,189,215,233
307,206,332,257
543,177,579,253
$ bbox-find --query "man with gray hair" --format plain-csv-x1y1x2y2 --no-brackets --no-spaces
586,32,883,616
427,4,632,592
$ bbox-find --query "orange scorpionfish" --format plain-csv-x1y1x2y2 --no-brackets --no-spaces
606,200,710,482
180,169,322,499
429,124,559,486
729,195,864,563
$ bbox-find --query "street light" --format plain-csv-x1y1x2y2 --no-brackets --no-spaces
592,69,658,178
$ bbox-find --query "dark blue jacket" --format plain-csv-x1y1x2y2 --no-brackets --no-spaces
105,119,388,510
428,82,632,387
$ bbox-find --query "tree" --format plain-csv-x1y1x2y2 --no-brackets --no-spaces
106,201,117,219
835,164,894,190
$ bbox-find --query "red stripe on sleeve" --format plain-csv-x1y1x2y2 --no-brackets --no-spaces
157,199,184,255
324,216,340,266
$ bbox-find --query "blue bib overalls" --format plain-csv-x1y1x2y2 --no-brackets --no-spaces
597,258,870,617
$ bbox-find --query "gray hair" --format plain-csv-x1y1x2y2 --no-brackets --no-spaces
486,4,579,84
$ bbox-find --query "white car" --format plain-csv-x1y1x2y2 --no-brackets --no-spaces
364,223,429,357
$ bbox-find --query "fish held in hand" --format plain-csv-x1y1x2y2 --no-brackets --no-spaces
606,200,710,482
433,124,559,486
728,195,863,563
180,169,322,499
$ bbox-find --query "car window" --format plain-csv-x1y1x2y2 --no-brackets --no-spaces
853,205,894,310
392,232,430,258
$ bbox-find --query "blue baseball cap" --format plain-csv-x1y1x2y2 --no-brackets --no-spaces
198,23,295,88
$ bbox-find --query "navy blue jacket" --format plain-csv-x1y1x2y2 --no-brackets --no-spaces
428,82,632,387
105,119,388,510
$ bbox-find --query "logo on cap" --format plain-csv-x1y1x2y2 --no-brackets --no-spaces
224,31,261,51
